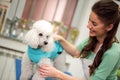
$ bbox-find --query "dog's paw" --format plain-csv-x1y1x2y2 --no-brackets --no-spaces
32,71,45,80
38,58,52,66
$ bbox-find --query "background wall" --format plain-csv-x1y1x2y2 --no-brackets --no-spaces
115,1,120,42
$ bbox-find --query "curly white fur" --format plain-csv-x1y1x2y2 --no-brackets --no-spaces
24,20,54,51
20,20,54,80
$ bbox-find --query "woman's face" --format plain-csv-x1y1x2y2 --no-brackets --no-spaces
87,11,108,38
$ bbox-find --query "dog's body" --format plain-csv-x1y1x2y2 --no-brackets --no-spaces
20,20,63,80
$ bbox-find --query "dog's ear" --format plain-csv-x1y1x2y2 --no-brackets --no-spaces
24,29,39,48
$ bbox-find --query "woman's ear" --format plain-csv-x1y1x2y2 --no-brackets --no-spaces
106,24,113,31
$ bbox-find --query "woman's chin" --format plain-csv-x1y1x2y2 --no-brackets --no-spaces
89,34,96,37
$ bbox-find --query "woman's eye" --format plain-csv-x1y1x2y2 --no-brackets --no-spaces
39,33,43,36
92,22,97,26
89,18,97,26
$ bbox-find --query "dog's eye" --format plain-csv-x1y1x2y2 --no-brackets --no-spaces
46,35,49,38
39,33,43,36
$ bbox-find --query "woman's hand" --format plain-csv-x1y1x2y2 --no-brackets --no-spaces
53,34,64,41
39,65,82,80
39,65,60,78
53,34,80,57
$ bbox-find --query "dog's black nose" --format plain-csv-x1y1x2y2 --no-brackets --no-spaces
44,41,48,45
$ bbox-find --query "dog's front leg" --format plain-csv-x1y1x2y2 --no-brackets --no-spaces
32,58,52,80
20,53,34,80
32,70,45,80
32,61,45,80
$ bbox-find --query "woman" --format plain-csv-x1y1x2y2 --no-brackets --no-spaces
39,0,120,80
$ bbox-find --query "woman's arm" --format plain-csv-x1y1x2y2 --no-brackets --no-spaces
56,70,81,80
53,34,80,57
39,65,83,80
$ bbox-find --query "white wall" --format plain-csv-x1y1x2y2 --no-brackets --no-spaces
116,24,120,42
115,1,120,42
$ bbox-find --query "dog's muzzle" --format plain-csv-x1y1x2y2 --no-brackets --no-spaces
38,45,42,48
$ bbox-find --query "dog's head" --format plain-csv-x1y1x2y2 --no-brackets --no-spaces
24,20,54,51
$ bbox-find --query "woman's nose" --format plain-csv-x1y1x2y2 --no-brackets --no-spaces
87,21,92,29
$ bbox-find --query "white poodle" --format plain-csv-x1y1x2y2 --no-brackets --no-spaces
20,20,63,80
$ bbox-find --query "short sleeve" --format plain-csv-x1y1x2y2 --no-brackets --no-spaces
77,38,89,52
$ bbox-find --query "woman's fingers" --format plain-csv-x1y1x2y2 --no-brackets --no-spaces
39,65,49,77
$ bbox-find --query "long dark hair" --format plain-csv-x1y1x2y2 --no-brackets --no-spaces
80,0,120,75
